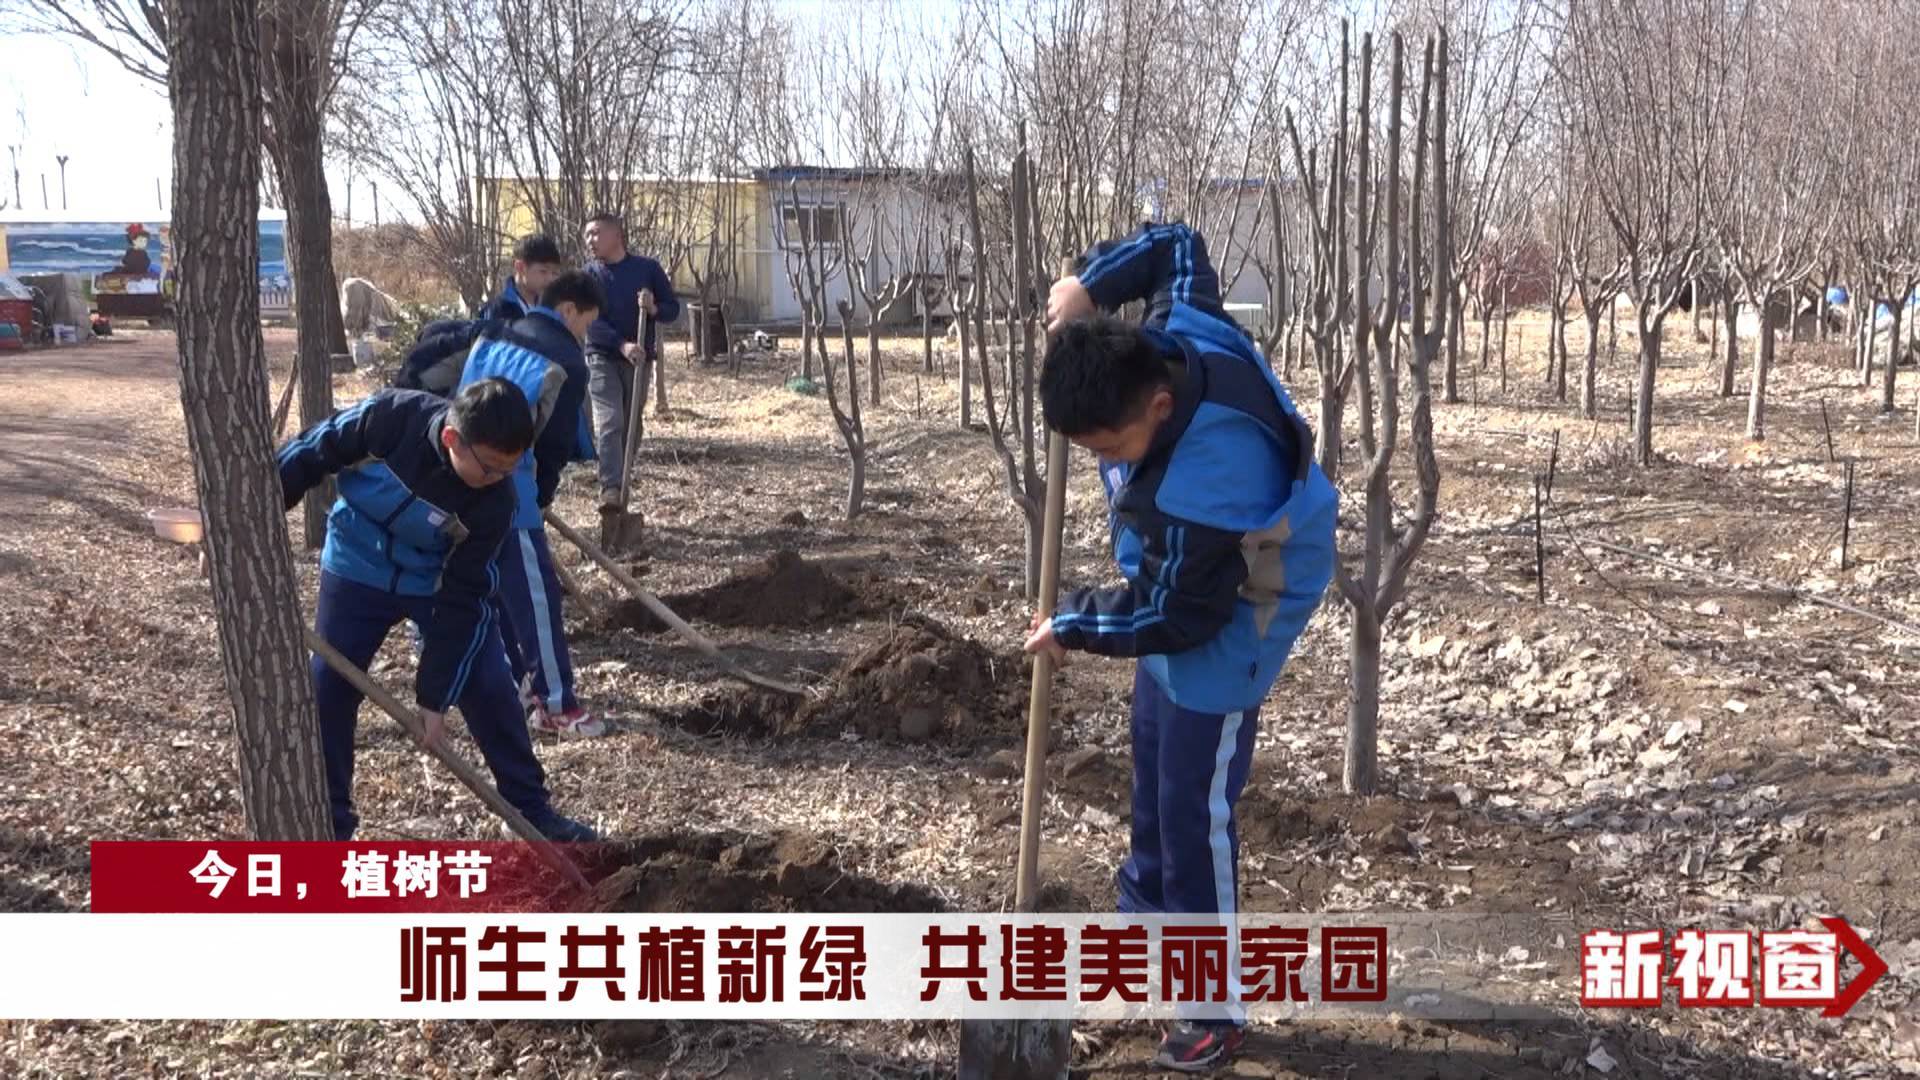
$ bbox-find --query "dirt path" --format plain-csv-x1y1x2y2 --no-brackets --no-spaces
2,322,1915,1078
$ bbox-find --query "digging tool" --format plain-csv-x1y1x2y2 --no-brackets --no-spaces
601,306,651,551
270,362,300,439
301,626,592,891
957,429,1073,1080
544,509,808,696
550,553,593,615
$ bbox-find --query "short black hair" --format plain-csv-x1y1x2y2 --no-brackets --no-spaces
1040,314,1172,434
514,233,563,266
585,212,625,236
539,269,605,314
447,377,535,455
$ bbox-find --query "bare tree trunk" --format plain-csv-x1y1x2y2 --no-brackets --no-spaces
1633,310,1660,465
1318,337,1345,473
1748,286,1775,441
1608,302,1618,361
168,0,330,841
1582,310,1601,419
841,315,867,515
263,8,339,551
653,335,668,414
1497,285,1510,392
1478,295,1492,375
1343,607,1381,794
921,293,934,377
1443,296,1461,403
1553,301,1570,402
1859,303,1873,385
1882,303,1902,414
867,321,882,409
1719,290,1738,398
800,318,815,382
957,287,974,428
1850,303,1866,382
1692,278,1708,343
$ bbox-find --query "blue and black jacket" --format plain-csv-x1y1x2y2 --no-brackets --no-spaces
455,306,596,529
277,390,513,712
1050,223,1339,715
393,276,535,395
585,252,680,360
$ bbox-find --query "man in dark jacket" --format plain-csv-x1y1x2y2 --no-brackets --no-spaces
456,270,605,739
1026,222,1337,1072
396,234,565,395
276,378,598,844
581,212,680,511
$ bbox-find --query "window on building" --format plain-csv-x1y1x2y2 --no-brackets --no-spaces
780,203,845,249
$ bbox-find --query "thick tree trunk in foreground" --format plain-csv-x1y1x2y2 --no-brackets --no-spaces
167,0,331,842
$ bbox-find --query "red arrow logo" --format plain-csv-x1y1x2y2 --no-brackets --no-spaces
1821,916,1889,1018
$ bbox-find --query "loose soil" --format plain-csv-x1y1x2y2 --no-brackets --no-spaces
661,614,1031,743
597,549,902,634
592,828,945,914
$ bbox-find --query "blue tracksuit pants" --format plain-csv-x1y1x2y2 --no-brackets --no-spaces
312,571,552,840
491,527,578,714
1119,663,1258,1026
1117,664,1260,916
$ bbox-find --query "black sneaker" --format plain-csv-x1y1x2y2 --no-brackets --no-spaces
526,812,600,844
1153,1021,1246,1072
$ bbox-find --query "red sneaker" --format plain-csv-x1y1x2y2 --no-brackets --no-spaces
1153,1021,1246,1072
530,707,606,739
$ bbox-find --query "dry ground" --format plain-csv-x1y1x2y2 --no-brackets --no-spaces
2,312,1918,1078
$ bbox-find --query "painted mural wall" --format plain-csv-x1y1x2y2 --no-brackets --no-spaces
0,218,290,303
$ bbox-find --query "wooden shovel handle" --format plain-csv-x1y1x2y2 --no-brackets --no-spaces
543,510,808,697
618,309,650,509
1013,431,1070,913
301,626,591,891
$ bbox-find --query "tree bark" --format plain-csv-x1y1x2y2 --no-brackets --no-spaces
1344,603,1380,796
263,8,339,551
167,0,331,842
1882,303,1902,414
1582,310,1601,420
1719,290,1738,398
1553,301,1570,402
1442,295,1461,403
1633,310,1660,465
1748,286,1775,441
957,286,973,429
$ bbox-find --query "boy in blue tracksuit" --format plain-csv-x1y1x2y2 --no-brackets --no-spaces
1025,223,1337,1072
277,379,597,844
454,270,606,738
582,212,680,511
396,234,565,395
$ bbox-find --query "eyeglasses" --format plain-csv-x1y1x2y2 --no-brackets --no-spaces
455,432,518,481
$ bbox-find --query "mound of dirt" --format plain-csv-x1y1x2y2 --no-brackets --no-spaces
593,828,944,914
601,550,894,633
665,615,1028,743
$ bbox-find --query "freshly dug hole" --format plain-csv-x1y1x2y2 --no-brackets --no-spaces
496,828,941,1060
663,614,1029,742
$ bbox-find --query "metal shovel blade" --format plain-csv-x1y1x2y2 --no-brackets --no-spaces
957,1018,1071,1080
